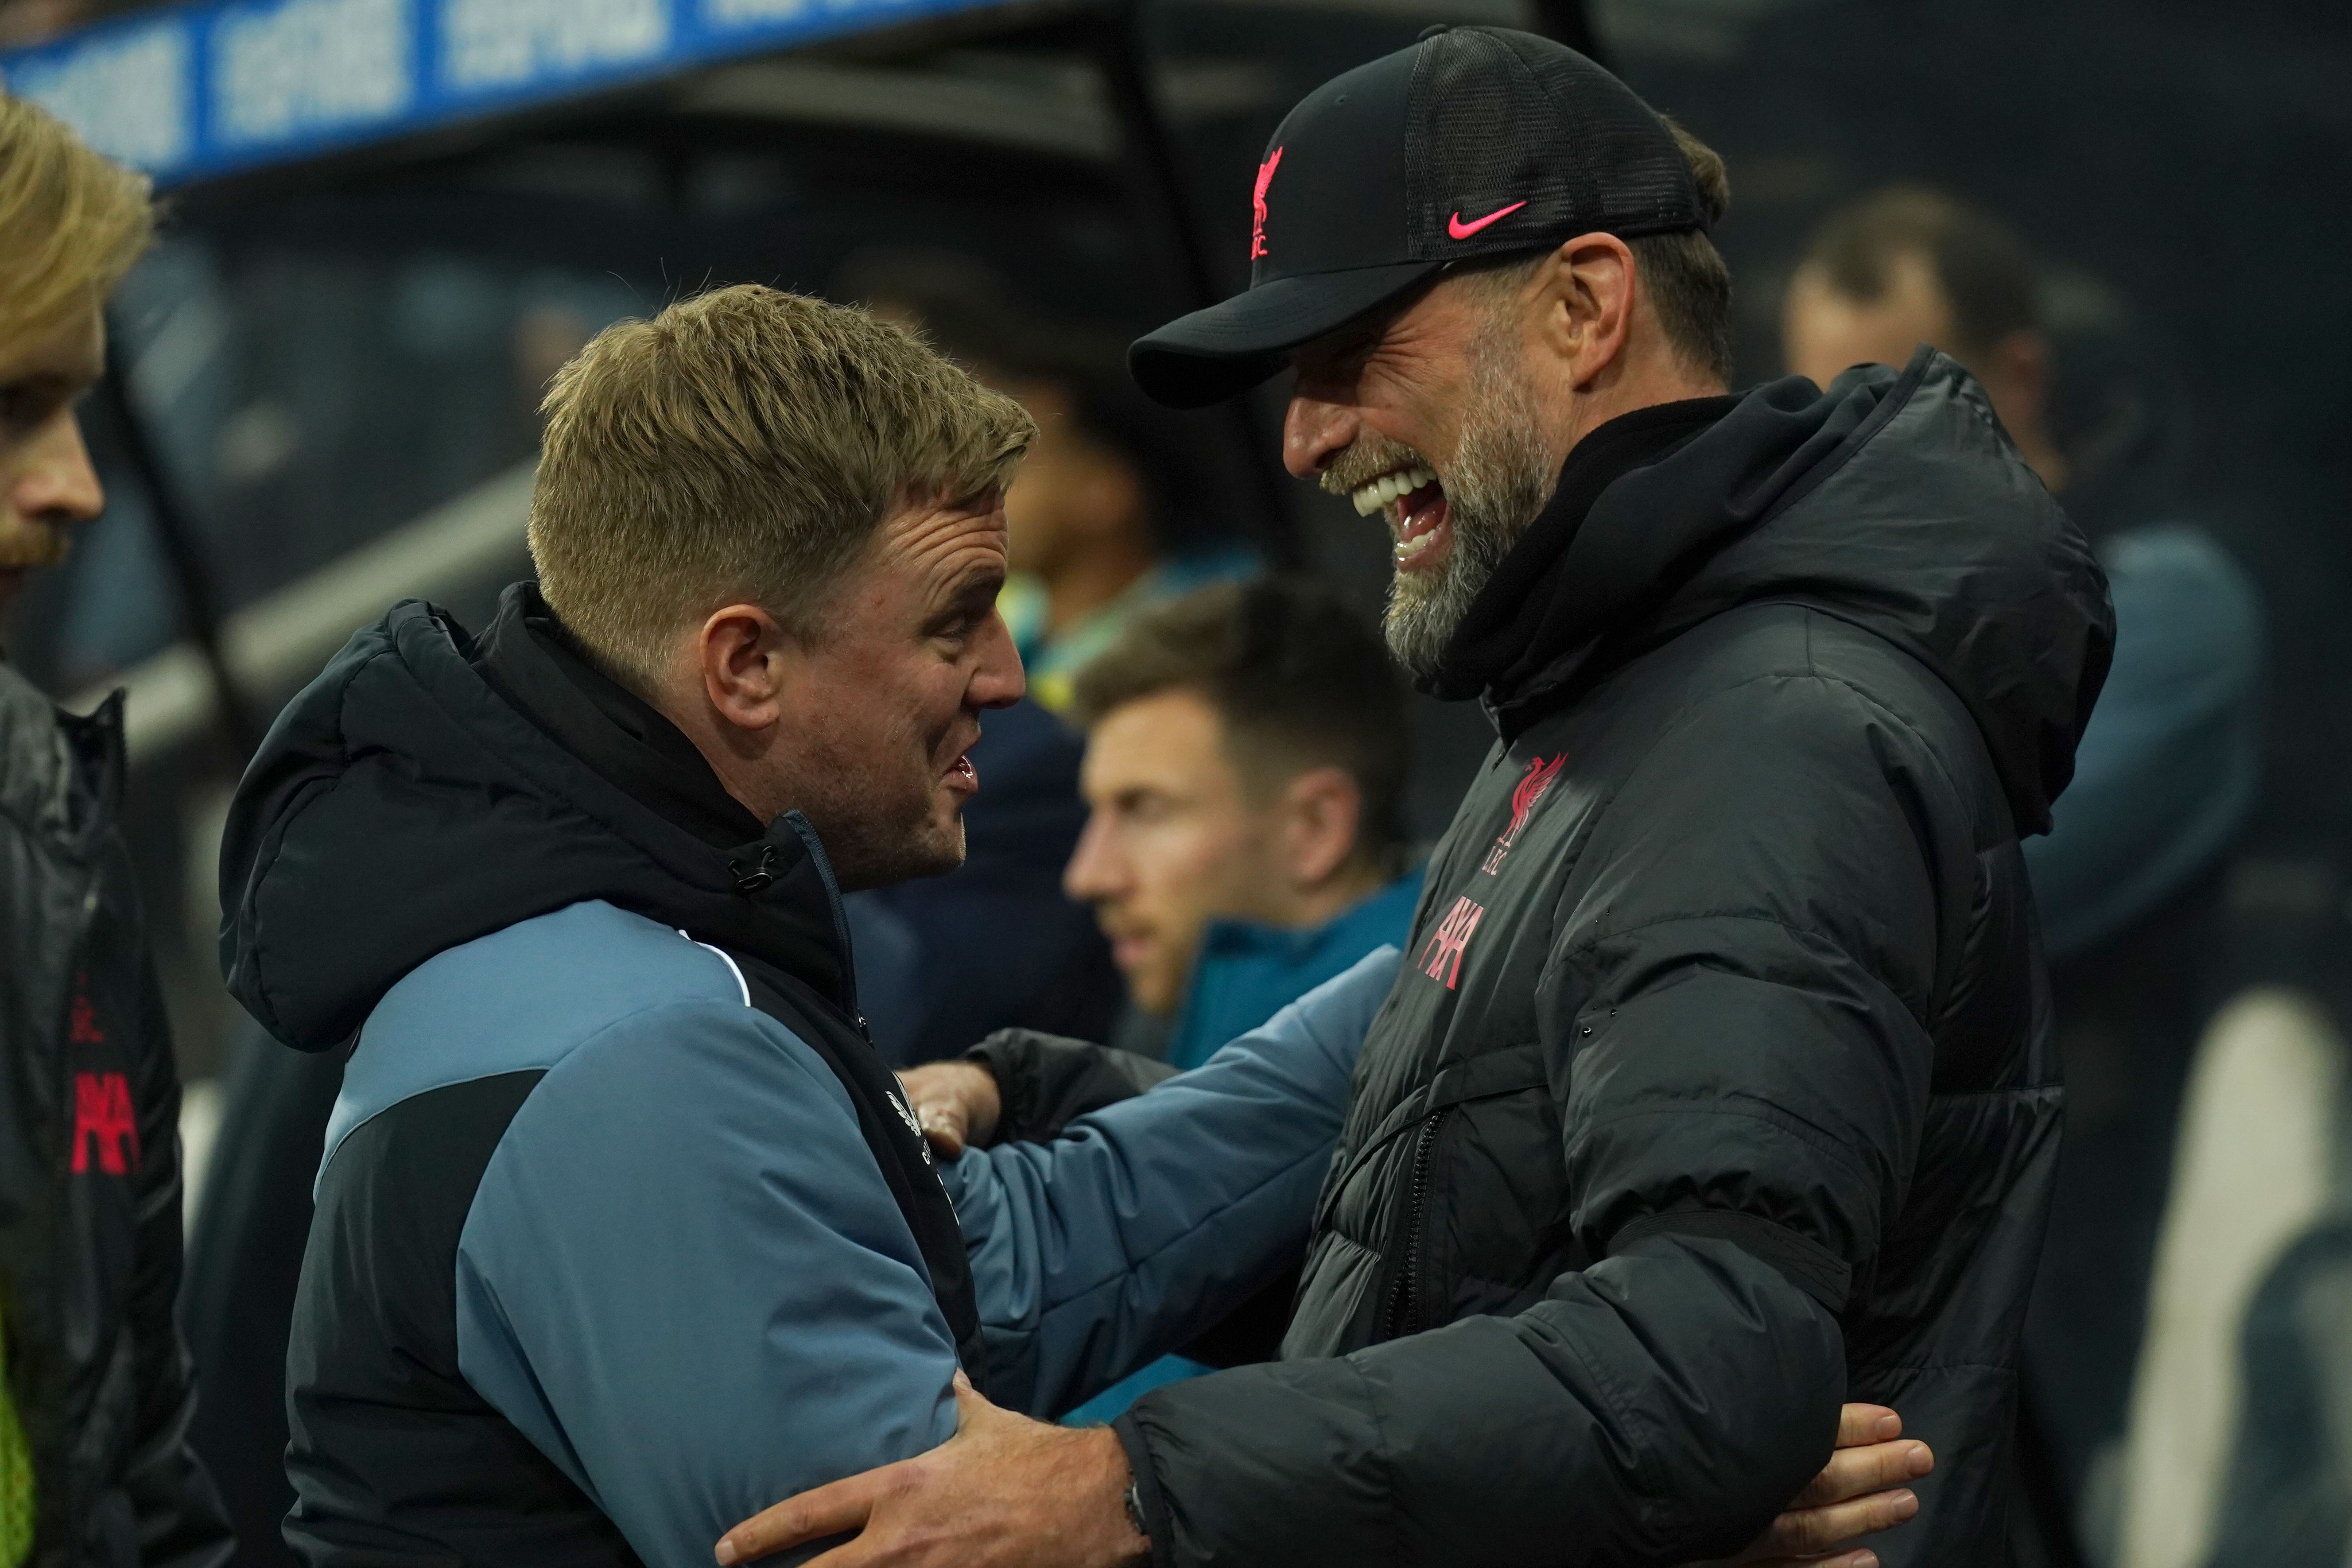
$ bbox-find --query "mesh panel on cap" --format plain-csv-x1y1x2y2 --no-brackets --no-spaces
1511,33,1698,233
1403,27,1703,264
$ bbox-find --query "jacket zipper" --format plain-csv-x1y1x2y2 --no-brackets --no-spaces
1385,1107,1451,1339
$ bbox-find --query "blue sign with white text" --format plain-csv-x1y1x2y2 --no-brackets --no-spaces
0,0,1012,187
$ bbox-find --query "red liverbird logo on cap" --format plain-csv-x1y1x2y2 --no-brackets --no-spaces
1250,146,1284,260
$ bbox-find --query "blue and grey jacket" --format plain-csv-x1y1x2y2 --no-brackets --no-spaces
216,587,1367,1568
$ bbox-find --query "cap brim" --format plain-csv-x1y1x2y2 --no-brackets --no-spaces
1128,260,1442,409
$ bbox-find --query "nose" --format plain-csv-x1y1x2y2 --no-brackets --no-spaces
1062,807,1125,905
969,608,1025,712
1282,391,1361,481
13,411,106,528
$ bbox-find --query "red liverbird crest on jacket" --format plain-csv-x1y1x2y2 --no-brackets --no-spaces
1250,146,1283,260
1481,753,1567,875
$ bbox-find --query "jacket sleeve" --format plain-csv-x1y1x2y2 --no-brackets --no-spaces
943,950,1394,1419
450,1001,963,1568
1116,672,1961,1568
121,923,237,1568
966,1030,1181,1144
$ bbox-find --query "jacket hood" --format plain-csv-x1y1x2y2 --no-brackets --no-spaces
219,595,854,1052
1437,349,2114,834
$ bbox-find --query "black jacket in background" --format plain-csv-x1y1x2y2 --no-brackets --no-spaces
1110,351,2112,1568
0,663,233,1568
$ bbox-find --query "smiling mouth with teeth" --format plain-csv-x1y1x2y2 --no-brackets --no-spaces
1348,464,1451,573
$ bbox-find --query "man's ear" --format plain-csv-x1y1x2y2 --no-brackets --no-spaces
697,602,792,734
1533,232,1638,391
1280,765,1366,892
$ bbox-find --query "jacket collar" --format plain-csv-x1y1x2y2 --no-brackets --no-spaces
1194,866,1425,970
1425,394,1737,709
0,660,120,852
219,593,858,1052
475,583,765,851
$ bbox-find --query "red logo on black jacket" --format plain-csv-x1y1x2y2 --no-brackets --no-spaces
66,971,138,1174
1481,753,1566,874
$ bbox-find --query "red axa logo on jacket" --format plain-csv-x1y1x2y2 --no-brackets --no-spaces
71,1071,140,1175
1418,897,1485,990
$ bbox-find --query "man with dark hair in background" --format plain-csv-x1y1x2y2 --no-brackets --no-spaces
907,578,1423,1423
723,27,2100,1568
1784,185,2266,1498
1063,577,1420,1070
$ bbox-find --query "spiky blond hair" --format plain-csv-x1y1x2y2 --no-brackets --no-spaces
530,283,1036,691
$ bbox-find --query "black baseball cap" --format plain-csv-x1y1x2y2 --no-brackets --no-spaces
1129,27,1710,409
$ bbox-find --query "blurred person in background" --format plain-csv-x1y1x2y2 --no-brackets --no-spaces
1783,185,2266,1500
907,576,1423,1424
722,27,2102,1568
0,95,234,1568
845,250,1258,714
1065,577,1420,1070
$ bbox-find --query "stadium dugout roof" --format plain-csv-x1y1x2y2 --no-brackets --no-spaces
0,0,1079,190
0,0,1592,762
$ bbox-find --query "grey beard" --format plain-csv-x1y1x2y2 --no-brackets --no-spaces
1383,352,1554,679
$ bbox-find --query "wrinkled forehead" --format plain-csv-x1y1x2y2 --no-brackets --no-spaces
874,489,1008,570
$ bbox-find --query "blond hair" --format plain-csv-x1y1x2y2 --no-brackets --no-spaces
529,283,1036,690
0,94,155,345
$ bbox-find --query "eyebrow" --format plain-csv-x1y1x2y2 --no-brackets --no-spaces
928,561,1004,625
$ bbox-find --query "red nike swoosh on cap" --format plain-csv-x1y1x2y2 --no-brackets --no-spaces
1447,201,1527,240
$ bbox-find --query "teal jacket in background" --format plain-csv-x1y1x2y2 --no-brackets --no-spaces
1060,868,1423,1424
1164,869,1426,1072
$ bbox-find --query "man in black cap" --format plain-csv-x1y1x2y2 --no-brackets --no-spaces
718,28,2109,1568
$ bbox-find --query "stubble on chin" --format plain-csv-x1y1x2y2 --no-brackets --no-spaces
822,799,968,893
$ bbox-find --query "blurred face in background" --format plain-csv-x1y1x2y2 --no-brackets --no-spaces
1781,249,1960,393
1000,378,1148,583
1781,250,2064,489
0,303,106,613
1065,686,1371,1016
1066,689,1281,1014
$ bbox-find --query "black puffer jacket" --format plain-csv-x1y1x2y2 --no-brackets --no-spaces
1110,353,2111,1568
0,664,233,1568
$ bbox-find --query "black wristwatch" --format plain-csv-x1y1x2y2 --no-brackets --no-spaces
1124,1478,1149,1544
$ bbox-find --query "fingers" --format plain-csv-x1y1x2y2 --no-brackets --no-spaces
1745,1552,1880,1568
919,1110,967,1158
716,1472,885,1566
1753,1483,1921,1558
1792,1438,1935,1510
1836,1403,1902,1447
